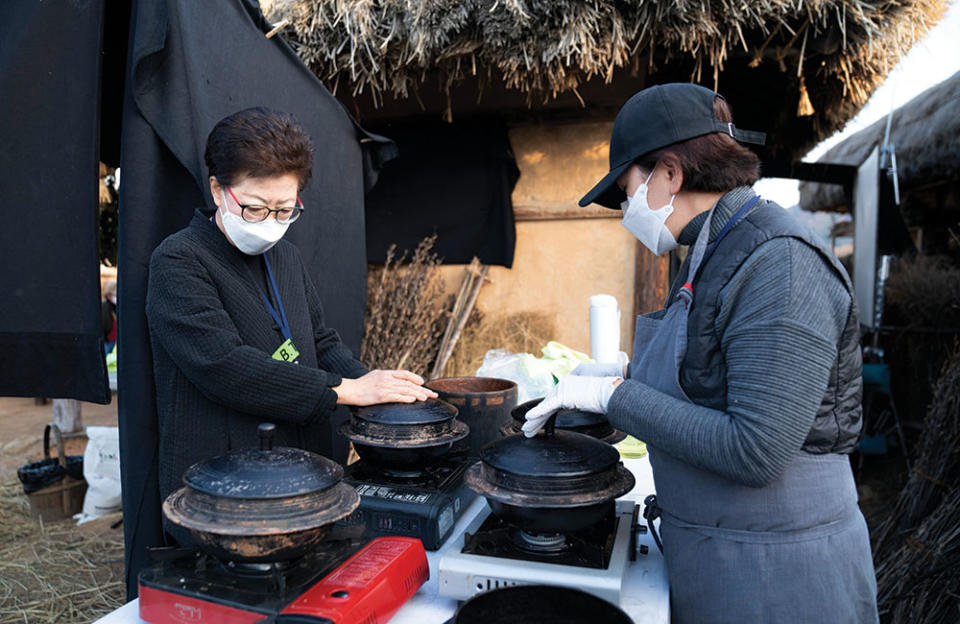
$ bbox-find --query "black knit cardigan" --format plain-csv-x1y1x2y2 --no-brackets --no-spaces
146,209,368,506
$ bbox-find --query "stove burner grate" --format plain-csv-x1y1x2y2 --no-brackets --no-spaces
514,530,568,554
345,454,468,490
462,512,617,569
382,468,427,479
221,557,292,576
143,535,366,604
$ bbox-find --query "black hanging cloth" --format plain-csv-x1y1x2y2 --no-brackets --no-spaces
364,120,519,266
116,0,394,599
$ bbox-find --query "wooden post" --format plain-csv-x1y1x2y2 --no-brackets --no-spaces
52,399,82,434
633,242,671,318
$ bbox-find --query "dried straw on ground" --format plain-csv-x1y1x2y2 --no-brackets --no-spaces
266,0,947,153
0,481,125,624
361,235,447,377
872,342,960,623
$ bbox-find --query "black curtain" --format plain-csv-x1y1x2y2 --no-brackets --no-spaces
117,0,394,599
0,0,110,404
365,120,519,266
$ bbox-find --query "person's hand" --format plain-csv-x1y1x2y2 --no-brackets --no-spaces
333,370,438,406
521,376,622,437
571,354,628,378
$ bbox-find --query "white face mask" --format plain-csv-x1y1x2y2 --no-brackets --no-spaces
620,167,679,256
219,189,289,255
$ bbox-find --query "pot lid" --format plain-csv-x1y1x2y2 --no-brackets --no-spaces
354,398,456,426
500,421,627,445
512,399,608,429
183,424,343,499
480,427,619,479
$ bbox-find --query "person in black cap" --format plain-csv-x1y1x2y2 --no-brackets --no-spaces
523,84,877,623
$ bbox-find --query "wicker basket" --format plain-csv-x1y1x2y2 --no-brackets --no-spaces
25,424,87,522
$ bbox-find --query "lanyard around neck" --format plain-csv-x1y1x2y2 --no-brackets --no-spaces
678,194,762,307
257,254,292,342
702,195,762,267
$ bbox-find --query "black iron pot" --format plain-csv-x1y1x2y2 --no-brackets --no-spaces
339,398,468,469
466,415,635,534
163,424,360,562
503,398,627,444
451,585,633,624
425,377,518,458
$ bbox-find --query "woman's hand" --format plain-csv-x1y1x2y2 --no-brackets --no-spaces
333,370,438,406
521,376,622,437
571,354,629,378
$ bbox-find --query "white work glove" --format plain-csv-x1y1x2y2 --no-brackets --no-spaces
571,353,628,378
521,376,621,438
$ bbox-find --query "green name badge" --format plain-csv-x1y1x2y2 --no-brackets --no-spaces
272,339,301,363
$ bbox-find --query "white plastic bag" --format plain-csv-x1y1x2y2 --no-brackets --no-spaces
476,343,591,404
476,349,553,404
75,425,122,524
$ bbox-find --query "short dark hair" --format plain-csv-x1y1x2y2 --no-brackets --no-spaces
204,107,314,190
636,97,761,192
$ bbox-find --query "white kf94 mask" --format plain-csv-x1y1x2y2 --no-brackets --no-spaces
620,167,679,256
219,189,290,255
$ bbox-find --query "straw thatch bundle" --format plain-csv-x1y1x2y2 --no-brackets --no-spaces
871,342,960,623
265,1,946,154
361,235,447,376
800,71,960,213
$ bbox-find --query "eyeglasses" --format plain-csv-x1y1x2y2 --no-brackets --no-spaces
226,186,304,224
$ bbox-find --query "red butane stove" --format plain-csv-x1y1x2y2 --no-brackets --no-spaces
139,536,428,624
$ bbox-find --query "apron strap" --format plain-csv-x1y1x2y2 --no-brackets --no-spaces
691,194,762,287
677,194,762,310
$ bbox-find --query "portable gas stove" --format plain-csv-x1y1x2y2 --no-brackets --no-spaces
139,535,427,624
438,499,646,606
337,451,478,550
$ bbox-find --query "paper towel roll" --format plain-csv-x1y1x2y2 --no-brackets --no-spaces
589,294,621,364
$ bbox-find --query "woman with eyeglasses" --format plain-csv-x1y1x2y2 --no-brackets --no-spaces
146,107,434,545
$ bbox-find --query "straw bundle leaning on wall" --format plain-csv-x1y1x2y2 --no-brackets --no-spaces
360,235,447,377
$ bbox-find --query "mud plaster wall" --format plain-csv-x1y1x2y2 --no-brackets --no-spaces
438,121,639,360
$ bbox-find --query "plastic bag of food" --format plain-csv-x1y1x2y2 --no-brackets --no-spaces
74,426,122,524
475,342,592,403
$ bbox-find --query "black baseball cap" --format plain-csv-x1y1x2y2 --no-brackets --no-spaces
579,83,766,209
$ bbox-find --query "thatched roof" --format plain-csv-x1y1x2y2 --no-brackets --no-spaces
263,1,948,161
799,71,960,213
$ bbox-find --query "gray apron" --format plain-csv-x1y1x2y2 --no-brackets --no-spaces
630,201,878,623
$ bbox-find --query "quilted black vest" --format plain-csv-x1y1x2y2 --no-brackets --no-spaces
677,201,863,454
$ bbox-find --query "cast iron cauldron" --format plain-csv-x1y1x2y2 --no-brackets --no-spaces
426,377,517,458
504,398,627,444
339,398,468,469
451,585,633,624
163,424,360,562
466,415,635,534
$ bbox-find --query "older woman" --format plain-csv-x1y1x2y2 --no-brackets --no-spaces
146,107,433,543
524,84,877,623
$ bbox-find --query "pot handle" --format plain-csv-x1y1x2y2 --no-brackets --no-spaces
542,413,558,437
258,423,275,450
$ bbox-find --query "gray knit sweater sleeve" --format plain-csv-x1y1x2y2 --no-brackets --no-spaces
606,237,850,487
